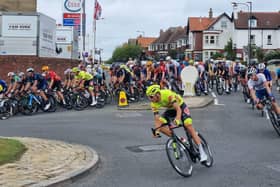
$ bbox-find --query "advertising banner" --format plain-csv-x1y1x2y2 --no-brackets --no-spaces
2,15,37,37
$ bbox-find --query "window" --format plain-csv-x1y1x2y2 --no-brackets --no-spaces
267,35,272,45
205,36,209,44
160,44,163,50
250,35,255,45
210,36,215,44
204,51,209,60
248,19,257,28
221,21,227,29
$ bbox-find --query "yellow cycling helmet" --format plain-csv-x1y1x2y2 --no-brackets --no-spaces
72,67,80,73
42,65,49,71
0,85,3,92
146,85,161,96
146,61,153,66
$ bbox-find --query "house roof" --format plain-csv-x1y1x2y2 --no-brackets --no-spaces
137,37,157,48
152,26,187,44
206,13,232,30
188,17,216,32
234,12,280,29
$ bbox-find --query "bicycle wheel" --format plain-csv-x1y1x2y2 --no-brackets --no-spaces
268,111,280,136
166,138,193,177
18,96,38,115
46,94,57,112
198,133,214,167
216,80,224,95
194,82,201,96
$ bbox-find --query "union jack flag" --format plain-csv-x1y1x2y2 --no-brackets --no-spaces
94,0,102,20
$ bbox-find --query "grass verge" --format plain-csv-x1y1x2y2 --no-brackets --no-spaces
0,138,27,166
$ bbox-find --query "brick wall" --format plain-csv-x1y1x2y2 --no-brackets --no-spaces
0,56,79,82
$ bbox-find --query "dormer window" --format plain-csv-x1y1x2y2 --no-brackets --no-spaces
248,18,257,28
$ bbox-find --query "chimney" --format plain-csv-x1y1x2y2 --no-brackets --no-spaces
209,8,213,18
160,29,164,35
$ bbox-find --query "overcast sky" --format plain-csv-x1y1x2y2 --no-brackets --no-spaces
37,0,280,60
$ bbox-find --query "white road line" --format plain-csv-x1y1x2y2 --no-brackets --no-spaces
211,91,225,106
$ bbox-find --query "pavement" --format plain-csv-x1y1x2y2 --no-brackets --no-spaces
118,96,214,110
0,137,99,187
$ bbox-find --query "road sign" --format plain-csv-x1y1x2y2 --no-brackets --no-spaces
63,13,80,19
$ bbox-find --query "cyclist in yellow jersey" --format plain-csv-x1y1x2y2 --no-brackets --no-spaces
146,85,207,162
72,67,97,106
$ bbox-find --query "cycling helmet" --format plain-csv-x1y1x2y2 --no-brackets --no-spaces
42,65,49,71
18,72,25,77
247,67,257,75
146,61,153,66
7,72,15,77
0,85,3,92
64,68,72,75
72,67,80,73
146,85,161,96
26,68,34,73
258,63,265,70
166,56,171,61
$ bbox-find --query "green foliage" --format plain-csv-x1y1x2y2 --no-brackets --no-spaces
224,38,236,60
105,58,113,64
264,50,280,61
111,44,142,62
211,52,224,60
254,46,264,62
168,49,178,59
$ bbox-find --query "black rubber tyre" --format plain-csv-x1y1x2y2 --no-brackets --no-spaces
166,138,193,177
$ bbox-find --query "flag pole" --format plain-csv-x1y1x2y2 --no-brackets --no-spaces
80,0,83,61
93,0,97,64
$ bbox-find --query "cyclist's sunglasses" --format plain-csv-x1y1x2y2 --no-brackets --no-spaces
148,95,155,100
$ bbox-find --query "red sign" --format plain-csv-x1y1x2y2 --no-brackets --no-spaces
63,13,80,19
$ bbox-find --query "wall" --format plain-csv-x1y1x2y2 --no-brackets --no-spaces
0,56,79,81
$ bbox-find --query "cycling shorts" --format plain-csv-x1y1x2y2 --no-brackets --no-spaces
256,89,269,100
160,103,192,126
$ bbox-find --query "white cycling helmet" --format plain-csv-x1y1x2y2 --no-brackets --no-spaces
26,68,34,73
64,68,72,75
247,67,257,75
18,72,25,77
258,63,265,70
7,72,15,77
166,56,171,61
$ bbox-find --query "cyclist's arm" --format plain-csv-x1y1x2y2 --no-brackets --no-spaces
264,81,272,96
49,79,54,89
6,83,12,94
24,82,31,91
249,88,257,102
172,101,182,123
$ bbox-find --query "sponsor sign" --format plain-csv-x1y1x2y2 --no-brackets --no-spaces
63,0,81,13
63,13,80,19
2,15,37,37
181,66,198,96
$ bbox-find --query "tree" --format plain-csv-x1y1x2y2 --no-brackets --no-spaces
211,52,224,60
224,38,236,60
111,44,142,62
264,50,280,61
168,49,178,59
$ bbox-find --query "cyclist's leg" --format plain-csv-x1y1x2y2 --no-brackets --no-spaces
180,103,207,161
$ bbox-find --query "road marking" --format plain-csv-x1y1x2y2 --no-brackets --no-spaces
267,164,280,173
115,112,143,118
126,144,165,153
211,91,225,106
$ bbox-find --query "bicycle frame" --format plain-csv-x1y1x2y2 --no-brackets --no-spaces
28,93,41,106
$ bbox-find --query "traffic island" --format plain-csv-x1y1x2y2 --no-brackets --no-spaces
0,137,99,187
118,96,214,110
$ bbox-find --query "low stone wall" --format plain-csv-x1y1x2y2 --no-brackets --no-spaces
0,56,79,81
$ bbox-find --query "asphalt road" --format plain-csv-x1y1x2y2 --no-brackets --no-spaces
1,90,280,187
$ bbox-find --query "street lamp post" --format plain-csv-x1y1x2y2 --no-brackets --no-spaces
232,1,252,64
136,30,145,37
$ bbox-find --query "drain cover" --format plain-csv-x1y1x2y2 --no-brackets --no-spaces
126,144,165,153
